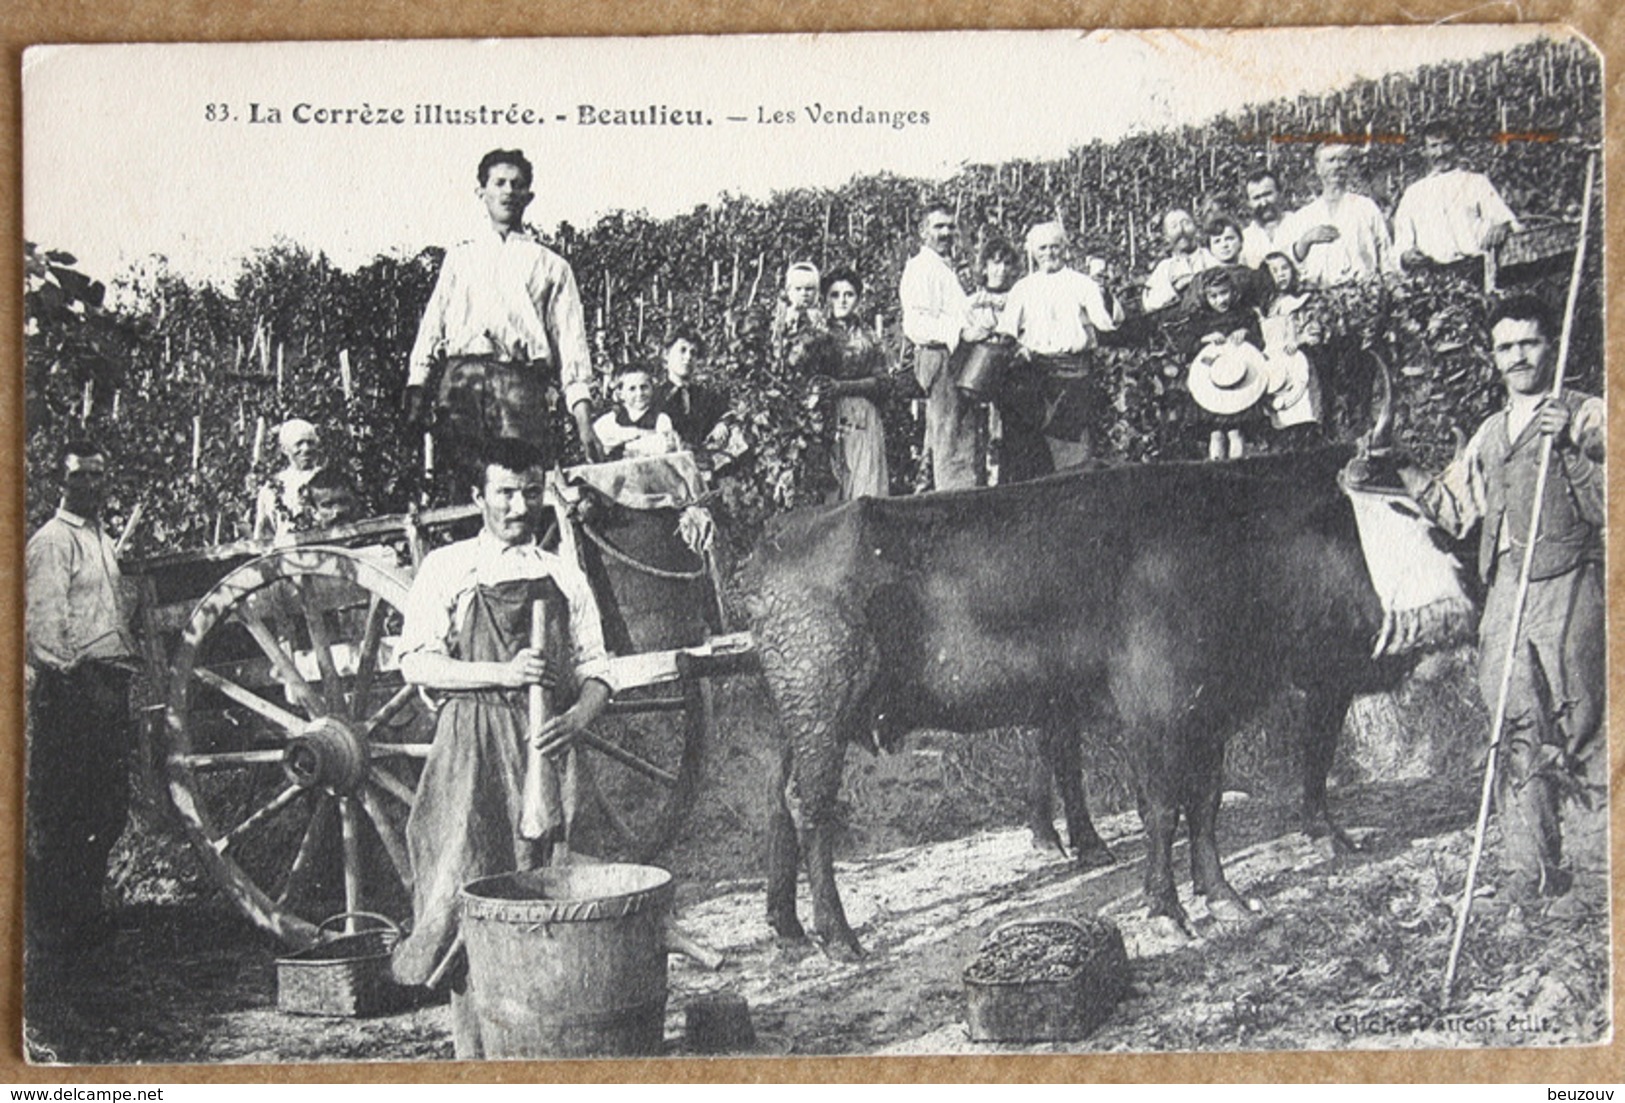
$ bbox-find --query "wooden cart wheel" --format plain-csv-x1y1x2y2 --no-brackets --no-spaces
574,675,708,863
164,546,433,947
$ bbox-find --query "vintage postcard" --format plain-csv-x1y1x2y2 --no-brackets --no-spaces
18,26,1610,1066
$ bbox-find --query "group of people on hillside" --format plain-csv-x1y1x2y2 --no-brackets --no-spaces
26,143,1601,1062
1140,126,1517,458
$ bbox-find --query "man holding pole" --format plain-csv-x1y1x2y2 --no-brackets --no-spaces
390,437,617,1056
405,149,602,472
1397,295,1605,913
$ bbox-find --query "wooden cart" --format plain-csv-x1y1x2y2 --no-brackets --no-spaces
125,457,753,947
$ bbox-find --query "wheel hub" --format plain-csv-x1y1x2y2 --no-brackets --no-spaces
284,717,369,793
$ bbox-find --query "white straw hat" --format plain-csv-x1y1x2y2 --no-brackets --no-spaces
1188,342,1268,415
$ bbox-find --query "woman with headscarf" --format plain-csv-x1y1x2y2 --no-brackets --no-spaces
252,418,326,541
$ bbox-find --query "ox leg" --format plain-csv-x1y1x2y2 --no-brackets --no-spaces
1185,737,1255,924
1050,722,1115,869
1023,728,1066,857
766,743,805,941
1134,743,1191,932
791,732,863,961
1301,686,1360,853
757,596,873,961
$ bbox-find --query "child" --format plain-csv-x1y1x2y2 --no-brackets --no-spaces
772,261,833,375
1194,215,1269,312
1256,251,1324,432
654,327,728,453
593,364,681,461
1183,267,1268,460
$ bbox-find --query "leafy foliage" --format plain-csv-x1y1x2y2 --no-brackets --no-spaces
24,37,1603,559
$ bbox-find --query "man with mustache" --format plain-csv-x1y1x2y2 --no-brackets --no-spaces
1141,208,1214,315
25,439,140,950
1240,169,1290,269
1393,122,1520,271
1397,296,1605,917
1280,142,1395,287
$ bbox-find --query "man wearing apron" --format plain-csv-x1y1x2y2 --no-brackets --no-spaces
391,437,618,1056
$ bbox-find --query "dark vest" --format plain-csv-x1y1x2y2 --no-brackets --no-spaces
1477,390,1603,583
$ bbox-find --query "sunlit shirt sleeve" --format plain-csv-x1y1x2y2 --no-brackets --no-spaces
407,230,595,412
900,250,968,351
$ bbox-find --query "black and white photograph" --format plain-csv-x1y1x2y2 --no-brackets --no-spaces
18,25,1610,1065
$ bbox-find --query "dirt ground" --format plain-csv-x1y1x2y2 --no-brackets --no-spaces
21,662,1613,1066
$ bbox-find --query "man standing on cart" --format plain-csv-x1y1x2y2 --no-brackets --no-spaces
391,437,619,1056
404,149,602,471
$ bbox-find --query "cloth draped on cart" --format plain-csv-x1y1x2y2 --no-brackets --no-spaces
391,575,575,989
561,451,708,511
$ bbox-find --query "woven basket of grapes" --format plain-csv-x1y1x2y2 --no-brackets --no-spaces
963,917,1129,1042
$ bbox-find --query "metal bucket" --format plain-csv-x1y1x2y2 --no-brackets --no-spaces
953,337,1016,402
459,864,675,1058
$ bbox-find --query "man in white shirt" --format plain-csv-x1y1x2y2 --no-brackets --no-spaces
1394,296,1604,916
1141,209,1214,314
998,222,1123,469
1240,169,1291,268
406,149,601,467
25,439,140,950
1393,124,1520,270
390,437,617,1055
1280,143,1396,287
899,205,980,490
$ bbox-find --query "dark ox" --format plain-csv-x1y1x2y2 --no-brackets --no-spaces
746,445,1413,959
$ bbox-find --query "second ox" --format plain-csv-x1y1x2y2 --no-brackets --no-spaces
745,439,1468,959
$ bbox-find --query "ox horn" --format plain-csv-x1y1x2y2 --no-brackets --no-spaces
1365,350,1394,453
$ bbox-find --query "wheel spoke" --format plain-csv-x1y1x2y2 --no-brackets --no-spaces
278,794,333,907
576,729,678,787
189,668,305,736
605,694,688,716
357,685,419,740
369,742,433,759
369,766,419,807
215,784,304,854
359,788,413,890
170,748,287,771
579,756,644,851
351,595,387,720
340,797,363,924
298,578,345,715
234,608,327,717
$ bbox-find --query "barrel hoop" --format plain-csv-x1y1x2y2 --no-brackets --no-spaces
579,520,706,581
460,884,673,925
478,999,664,1033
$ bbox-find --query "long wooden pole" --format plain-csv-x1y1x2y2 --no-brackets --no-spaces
1441,152,1595,1006
519,599,553,840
